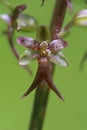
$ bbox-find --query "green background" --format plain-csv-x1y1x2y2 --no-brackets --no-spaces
0,0,87,130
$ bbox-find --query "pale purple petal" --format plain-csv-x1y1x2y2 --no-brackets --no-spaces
49,39,68,53
17,36,35,48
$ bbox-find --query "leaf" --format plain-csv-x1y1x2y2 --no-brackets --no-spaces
19,50,37,65
73,9,87,26
17,14,38,31
49,52,68,67
0,14,10,23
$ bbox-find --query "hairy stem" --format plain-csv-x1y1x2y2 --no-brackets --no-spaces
29,0,67,130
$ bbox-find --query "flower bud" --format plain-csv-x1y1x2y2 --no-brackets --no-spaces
73,9,87,26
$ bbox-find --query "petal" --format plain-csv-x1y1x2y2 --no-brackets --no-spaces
17,36,35,48
19,50,36,65
0,14,10,23
17,14,38,31
49,39,68,53
49,52,68,67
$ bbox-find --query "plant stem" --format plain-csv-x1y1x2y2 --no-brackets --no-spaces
29,0,67,130
50,0,67,39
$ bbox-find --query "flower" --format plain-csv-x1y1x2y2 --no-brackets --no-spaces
17,36,68,101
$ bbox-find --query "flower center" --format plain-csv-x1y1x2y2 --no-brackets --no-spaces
39,41,51,56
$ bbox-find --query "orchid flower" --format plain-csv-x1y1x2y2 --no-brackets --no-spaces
17,32,68,101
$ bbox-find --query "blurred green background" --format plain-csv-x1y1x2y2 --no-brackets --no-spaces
0,0,87,130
